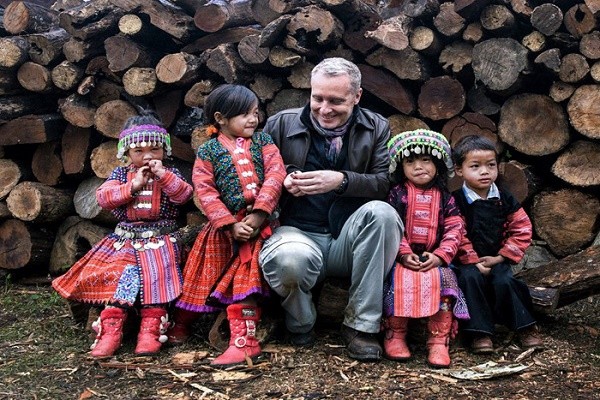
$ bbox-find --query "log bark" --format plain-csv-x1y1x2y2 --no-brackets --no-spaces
534,48,561,74
433,2,465,38
32,140,63,186
183,26,261,53
472,38,529,93
551,140,600,187
366,46,431,81
549,81,575,103
62,36,106,63
59,0,121,40
0,159,24,200
94,99,137,139
90,141,121,179
517,245,600,309
559,53,589,83
104,35,157,73
51,60,84,91
6,181,74,224
122,67,160,97
530,4,562,36
206,43,251,83
0,94,57,121
418,76,465,120
118,13,179,52
580,31,600,60
358,64,415,115
498,93,570,156
0,36,29,70
17,61,53,93
441,112,498,149
183,81,213,107
284,6,344,55
564,4,596,39
0,218,54,270
59,94,97,128
27,28,70,66
194,0,256,33
522,31,546,53
49,216,112,274
287,62,314,90
365,14,412,51
497,160,539,203
3,0,58,34
439,41,473,76
156,52,203,86
108,0,197,42
73,176,117,224
250,75,283,102
61,125,95,175
479,4,516,36
532,189,600,257
0,114,65,145
567,84,600,140
266,88,309,116
410,26,442,56
0,69,21,96
237,34,270,65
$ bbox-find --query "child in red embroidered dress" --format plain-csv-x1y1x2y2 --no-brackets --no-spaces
167,84,286,367
383,129,469,368
52,111,193,358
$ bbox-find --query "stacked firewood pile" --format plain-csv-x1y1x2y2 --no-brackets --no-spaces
0,0,598,310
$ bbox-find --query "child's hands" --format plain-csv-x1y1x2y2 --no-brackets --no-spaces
242,212,266,231
230,222,254,242
478,255,504,268
400,254,421,270
131,166,152,193
475,263,492,276
418,252,443,272
148,159,166,179
400,252,442,272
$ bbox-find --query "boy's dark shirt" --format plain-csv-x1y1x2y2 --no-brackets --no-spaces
452,188,521,257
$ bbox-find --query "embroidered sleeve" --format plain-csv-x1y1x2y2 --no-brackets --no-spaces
456,227,480,265
498,207,532,263
252,143,286,214
432,196,465,265
96,168,135,209
156,168,193,205
192,157,237,229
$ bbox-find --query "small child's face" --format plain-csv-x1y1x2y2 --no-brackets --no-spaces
402,154,437,188
218,103,259,141
127,146,164,168
455,149,498,197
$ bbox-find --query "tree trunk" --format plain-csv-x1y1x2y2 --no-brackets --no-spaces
3,0,58,35
32,140,63,186
284,5,344,55
93,99,137,139
49,216,112,274
156,52,203,86
6,181,74,224
61,125,95,176
0,218,54,270
418,76,465,120
530,4,562,36
0,114,65,145
17,61,53,92
472,38,529,92
59,94,97,128
532,189,600,257
194,0,256,33
27,28,69,65
358,64,415,115
0,158,25,200
0,36,30,70
498,93,570,156
567,84,600,140
551,140,600,187
90,141,121,179
51,60,84,91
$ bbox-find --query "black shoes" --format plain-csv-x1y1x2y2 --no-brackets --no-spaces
340,325,382,361
287,330,316,347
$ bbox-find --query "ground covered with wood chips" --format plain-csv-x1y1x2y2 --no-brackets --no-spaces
0,279,598,400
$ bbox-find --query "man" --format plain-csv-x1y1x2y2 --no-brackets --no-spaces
259,57,403,361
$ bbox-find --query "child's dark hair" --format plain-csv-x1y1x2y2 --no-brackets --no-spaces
391,154,449,191
204,84,258,128
452,135,498,167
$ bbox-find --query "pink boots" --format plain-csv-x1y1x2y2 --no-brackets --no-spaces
383,316,411,361
90,307,127,358
426,310,453,368
211,304,261,367
167,308,198,345
134,307,169,355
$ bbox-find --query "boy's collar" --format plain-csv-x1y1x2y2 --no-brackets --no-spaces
462,182,500,203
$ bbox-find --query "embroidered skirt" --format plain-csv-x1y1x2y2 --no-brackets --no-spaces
52,221,183,306
175,223,271,313
384,262,469,320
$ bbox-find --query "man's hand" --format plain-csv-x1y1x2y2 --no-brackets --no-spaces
286,170,345,196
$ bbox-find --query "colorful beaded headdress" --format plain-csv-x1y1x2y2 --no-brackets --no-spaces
387,129,453,175
116,124,172,161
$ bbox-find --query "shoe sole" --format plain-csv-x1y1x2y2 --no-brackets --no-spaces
472,347,494,354
347,351,382,362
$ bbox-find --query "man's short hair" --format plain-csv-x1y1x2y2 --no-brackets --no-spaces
311,57,361,94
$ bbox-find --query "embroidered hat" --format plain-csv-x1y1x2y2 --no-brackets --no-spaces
387,129,453,175
116,124,172,161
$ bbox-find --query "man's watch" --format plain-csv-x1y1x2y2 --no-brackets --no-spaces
335,173,348,194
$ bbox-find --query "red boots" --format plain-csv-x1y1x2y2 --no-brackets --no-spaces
383,317,411,361
90,307,127,358
426,310,453,368
167,308,198,345
134,307,169,355
211,304,261,367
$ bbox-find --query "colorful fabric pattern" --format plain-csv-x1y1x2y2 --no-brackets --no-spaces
385,181,469,319
52,165,193,306
178,131,285,311
387,129,453,175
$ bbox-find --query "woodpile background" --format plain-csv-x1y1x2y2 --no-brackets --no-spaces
0,0,599,311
